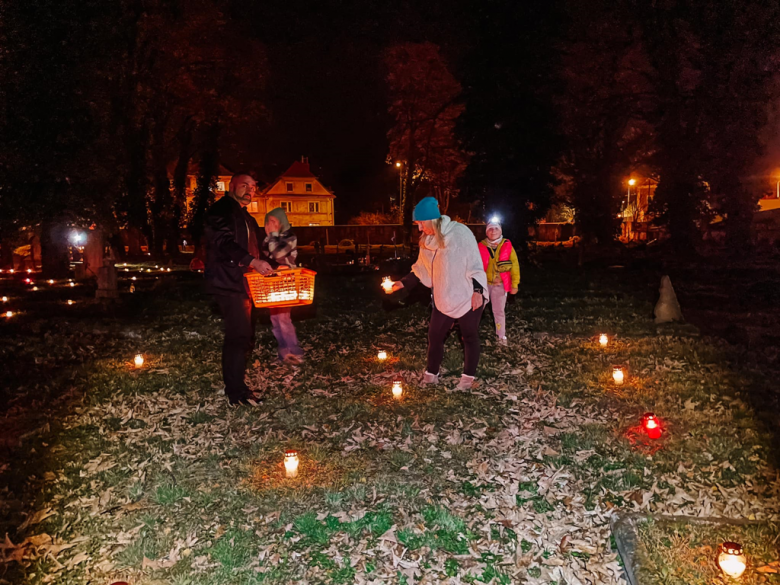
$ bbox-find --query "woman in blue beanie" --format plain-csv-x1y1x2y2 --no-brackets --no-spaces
383,197,488,390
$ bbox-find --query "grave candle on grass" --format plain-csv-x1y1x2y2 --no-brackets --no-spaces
284,450,299,478
642,413,662,439
599,334,609,347
5,311,13,318
377,351,388,361
381,277,393,293
134,354,144,368
718,542,746,578
1,296,7,303
67,300,74,306
612,366,625,385
48,279,54,285
392,379,403,399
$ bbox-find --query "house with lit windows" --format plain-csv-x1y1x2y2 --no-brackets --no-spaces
250,158,335,226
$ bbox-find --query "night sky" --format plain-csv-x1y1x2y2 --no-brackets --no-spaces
228,0,486,220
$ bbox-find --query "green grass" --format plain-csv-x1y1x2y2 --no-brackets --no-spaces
1,264,778,584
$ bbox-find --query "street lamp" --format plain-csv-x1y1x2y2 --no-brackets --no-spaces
395,162,403,210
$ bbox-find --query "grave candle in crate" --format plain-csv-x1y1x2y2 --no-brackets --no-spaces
245,268,316,309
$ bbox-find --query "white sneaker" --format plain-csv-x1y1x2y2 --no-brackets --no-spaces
422,371,439,385
457,374,475,390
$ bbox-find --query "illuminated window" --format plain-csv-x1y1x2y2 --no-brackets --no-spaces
305,183,312,192
216,181,226,192
248,202,259,213
281,201,292,212
286,182,294,192
308,202,320,213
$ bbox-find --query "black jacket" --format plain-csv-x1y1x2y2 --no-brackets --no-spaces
204,195,262,296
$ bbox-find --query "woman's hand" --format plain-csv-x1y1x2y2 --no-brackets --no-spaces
471,292,483,311
510,287,518,295
386,281,403,294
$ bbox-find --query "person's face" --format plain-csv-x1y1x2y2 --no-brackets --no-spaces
415,220,436,236
486,226,502,240
232,176,257,207
265,215,281,233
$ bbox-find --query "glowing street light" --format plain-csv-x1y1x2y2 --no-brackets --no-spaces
628,178,636,186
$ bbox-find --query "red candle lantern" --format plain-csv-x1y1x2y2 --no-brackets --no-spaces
642,412,662,439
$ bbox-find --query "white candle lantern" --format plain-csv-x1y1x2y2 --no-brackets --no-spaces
599,334,608,347
377,351,388,361
612,366,625,385
392,379,403,399
48,279,54,285
69,282,75,287
284,450,299,478
5,310,12,318
381,277,393,293
67,300,74,306
1,296,7,303
718,542,746,579
134,354,144,368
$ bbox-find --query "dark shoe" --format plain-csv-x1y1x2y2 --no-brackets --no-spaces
229,396,257,406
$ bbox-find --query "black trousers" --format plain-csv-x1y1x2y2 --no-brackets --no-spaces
427,302,484,377
214,294,255,402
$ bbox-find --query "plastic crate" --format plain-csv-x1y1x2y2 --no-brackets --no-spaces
244,267,317,308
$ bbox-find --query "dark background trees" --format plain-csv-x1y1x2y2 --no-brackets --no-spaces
2,0,780,270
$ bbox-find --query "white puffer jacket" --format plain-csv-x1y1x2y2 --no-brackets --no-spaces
411,216,489,318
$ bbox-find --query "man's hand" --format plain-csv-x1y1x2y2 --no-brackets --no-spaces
510,287,518,295
471,291,483,311
250,258,273,275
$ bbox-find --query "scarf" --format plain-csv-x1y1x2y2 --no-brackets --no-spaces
262,229,298,268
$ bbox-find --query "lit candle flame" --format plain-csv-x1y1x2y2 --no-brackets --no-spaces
718,542,746,578
599,334,608,347
377,351,388,361
642,412,661,439
612,367,624,385
392,380,403,398
381,277,393,292
284,450,299,478
134,354,144,368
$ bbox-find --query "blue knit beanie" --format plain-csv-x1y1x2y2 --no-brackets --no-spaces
412,197,441,221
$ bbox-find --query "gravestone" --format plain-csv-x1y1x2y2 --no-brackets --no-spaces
96,260,118,299
654,275,683,323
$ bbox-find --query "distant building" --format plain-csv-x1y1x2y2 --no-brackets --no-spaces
252,158,335,226
179,163,234,214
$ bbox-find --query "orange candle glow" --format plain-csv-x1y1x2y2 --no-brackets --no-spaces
381,277,393,292
392,379,403,399
612,366,625,385
599,334,608,347
134,354,144,368
284,450,299,478
718,542,746,578
377,351,388,361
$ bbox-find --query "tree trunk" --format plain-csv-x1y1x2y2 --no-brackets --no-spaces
191,121,220,259
40,218,70,278
167,118,194,256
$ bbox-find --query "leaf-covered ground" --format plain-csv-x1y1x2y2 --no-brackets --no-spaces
1,264,779,584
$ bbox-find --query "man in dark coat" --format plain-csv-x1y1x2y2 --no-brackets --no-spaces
205,174,271,405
